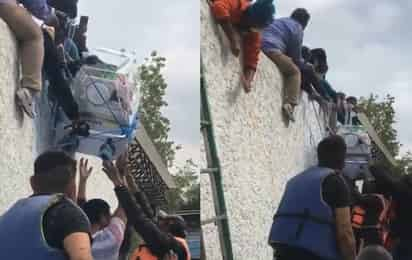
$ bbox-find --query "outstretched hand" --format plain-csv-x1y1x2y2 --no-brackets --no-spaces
79,158,93,182
102,160,123,187
115,152,129,177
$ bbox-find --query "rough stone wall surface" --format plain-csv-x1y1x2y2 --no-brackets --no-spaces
0,20,35,213
201,1,326,259
0,19,116,212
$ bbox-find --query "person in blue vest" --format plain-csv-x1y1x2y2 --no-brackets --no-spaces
0,151,93,260
269,135,356,260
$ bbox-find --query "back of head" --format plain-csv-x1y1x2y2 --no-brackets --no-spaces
310,48,328,74
346,96,358,106
291,8,310,29
244,0,275,29
167,215,187,239
32,151,76,195
47,0,78,18
317,135,347,170
82,199,111,225
357,246,393,260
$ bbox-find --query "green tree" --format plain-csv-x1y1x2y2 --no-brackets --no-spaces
166,159,200,212
358,94,411,175
137,51,176,167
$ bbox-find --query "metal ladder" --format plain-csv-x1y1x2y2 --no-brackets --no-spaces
200,66,234,260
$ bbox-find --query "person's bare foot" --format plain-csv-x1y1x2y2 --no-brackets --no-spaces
16,87,36,118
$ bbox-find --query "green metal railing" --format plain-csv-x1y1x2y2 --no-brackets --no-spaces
200,63,234,260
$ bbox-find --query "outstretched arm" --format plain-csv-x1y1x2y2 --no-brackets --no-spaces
102,161,181,257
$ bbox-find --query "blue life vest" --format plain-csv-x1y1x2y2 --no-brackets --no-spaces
0,195,69,260
269,166,341,260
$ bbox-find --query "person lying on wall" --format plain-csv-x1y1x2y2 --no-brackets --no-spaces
102,159,191,260
261,8,311,122
0,151,93,260
42,7,98,136
209,0,275,93
77,157,128,260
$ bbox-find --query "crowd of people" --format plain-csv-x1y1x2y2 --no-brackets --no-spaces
209,0,361,127
0,0,100,134
0,151,191,260
268,135,412,260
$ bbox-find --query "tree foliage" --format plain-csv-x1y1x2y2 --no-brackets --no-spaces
166,159,200,212
137,51,176,167
358,94,411,175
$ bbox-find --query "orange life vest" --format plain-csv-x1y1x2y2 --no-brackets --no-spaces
130,237,190,260
351,194,394,250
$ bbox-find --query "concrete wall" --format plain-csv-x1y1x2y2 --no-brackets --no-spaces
200,1,327,259
0,20,35,213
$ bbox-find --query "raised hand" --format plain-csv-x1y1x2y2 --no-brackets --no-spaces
102,160,123,187
79,158,93,182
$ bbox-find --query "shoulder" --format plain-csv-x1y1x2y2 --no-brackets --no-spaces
323,173,348,191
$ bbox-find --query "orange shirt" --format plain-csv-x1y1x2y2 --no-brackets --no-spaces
211,0,261,71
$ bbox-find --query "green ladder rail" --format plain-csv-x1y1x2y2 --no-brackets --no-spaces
200,64,234,260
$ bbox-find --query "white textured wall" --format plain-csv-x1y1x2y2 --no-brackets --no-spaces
201,1,326,259
0,19,116,212
0,20,35,213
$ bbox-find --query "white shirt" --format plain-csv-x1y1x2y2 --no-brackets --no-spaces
92,217,126,260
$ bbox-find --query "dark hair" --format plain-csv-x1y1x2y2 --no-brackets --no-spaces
244,0,275,29
291,8,310,28
47,0,78,18
33,151,77,193
317,135,347,170
346,96,358,105
310,48,328,74
82,199,111,224
301,46,312,62
167,216,187,238
357,246,393,260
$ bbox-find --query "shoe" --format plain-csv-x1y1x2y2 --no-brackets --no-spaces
282,103,295,122
16,87,36,118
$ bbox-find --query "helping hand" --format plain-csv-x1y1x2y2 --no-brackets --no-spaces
102,160,123,187
79,158,93,182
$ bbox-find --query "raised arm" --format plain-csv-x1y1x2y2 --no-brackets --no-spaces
77,158,93,207
102,161,181,257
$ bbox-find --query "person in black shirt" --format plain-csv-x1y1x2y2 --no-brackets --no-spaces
0,151,93,260
273,135,356,260
102,160,189,260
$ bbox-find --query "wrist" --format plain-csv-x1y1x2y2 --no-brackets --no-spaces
112,179,124,187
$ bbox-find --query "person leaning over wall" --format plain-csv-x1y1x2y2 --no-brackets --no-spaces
0,151,93,260
261,8,311,122
209,0,275,93
0,0,50,118
269,135,356,260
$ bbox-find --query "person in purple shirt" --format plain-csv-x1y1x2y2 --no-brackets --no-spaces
262,8,311,123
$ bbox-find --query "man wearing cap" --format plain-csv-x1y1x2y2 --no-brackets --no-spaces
0,151,93,260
